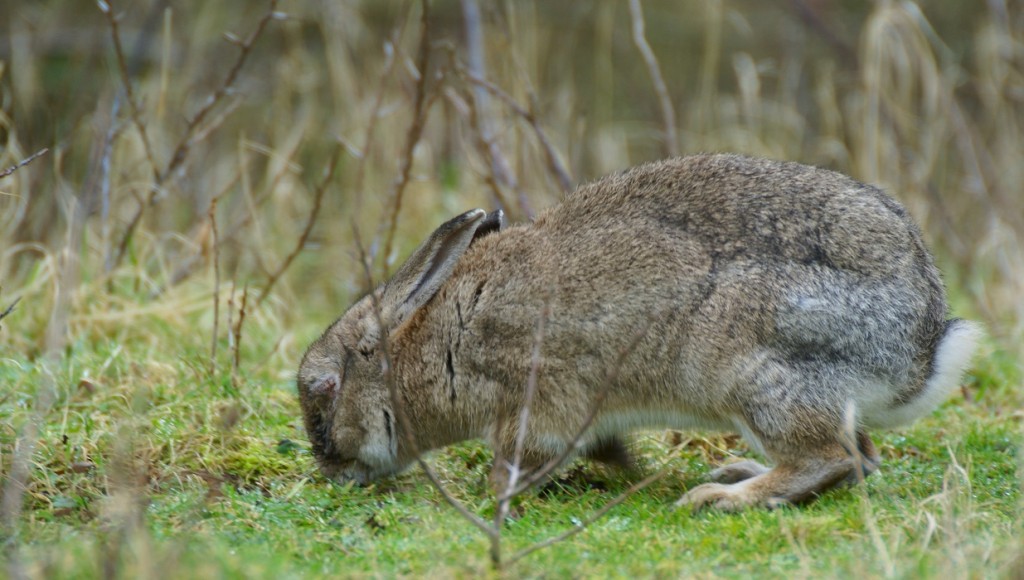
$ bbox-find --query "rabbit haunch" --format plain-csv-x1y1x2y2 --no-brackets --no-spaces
297,153,980,510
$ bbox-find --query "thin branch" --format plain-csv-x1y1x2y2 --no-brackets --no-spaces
460,70,573,195
353,36,400,203
790,0,857,68
0,296,19,331
162,0,283,182
458,0,532,217
98,0,162,183
100,98,122,275
496,299,550,526
462,83,527,218
508,465,672,564
152,136,301,298
380,0,434,273
509,313,662,497
256,142,343,307
628,0,680,158
0,148,50,180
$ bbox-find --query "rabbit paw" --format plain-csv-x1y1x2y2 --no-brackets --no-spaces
709,460,769,484
676,483,750,512
675,481,790,512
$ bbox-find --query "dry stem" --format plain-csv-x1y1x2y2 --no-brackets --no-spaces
162,1,282,182
0,296,19,330
98,0,161,183
351,225,497,543
508,314,661,497
628,0,680,158
0,148,50,180
460,70,573,195
232,283,249,381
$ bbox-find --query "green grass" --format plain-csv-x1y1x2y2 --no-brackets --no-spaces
2,311,1021,577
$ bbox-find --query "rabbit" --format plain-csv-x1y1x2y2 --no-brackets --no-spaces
297,153,981,511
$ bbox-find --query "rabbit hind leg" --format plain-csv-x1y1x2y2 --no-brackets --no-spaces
677,439,870,511
678,367,880,510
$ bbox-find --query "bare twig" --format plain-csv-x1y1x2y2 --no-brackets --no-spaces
162,0,282,182
462,85,527,218
508,299,549,495
0,148,50,180
209,198,221,376
98,0,162,183
460,70,573,195
0,296,19,331
508,465,672,564
790,0,858,68
256,142,343,307
492,298,550,564
353,32,403,203
628,0,680,158
99,98,122,275
509,314,662,497
459,0,534,216
380,0,434,272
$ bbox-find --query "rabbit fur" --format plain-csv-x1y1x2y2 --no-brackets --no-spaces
297,153,981,510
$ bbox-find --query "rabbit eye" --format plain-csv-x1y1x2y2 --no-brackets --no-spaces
358,347,373,360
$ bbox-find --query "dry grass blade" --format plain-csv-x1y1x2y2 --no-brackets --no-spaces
0,148,49,180
628,0,679,157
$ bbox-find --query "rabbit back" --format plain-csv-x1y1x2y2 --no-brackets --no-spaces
452,154,964,432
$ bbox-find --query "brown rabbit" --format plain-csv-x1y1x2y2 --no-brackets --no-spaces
297,154,980,510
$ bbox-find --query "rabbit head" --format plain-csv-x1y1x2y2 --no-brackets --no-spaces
297,208,504,484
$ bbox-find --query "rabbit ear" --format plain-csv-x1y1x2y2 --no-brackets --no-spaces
472,209,506,242
379,209,492,328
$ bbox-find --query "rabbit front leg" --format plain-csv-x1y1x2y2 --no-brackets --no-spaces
488,444,561,498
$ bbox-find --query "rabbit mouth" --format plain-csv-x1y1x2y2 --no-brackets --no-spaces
317,456,406,485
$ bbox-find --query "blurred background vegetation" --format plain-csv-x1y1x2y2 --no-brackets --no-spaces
2,0,1022,350
1,0,1022,575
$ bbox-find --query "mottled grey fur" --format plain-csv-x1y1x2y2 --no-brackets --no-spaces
297,154,980,510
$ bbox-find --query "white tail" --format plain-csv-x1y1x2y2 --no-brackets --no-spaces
872,319,983,428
